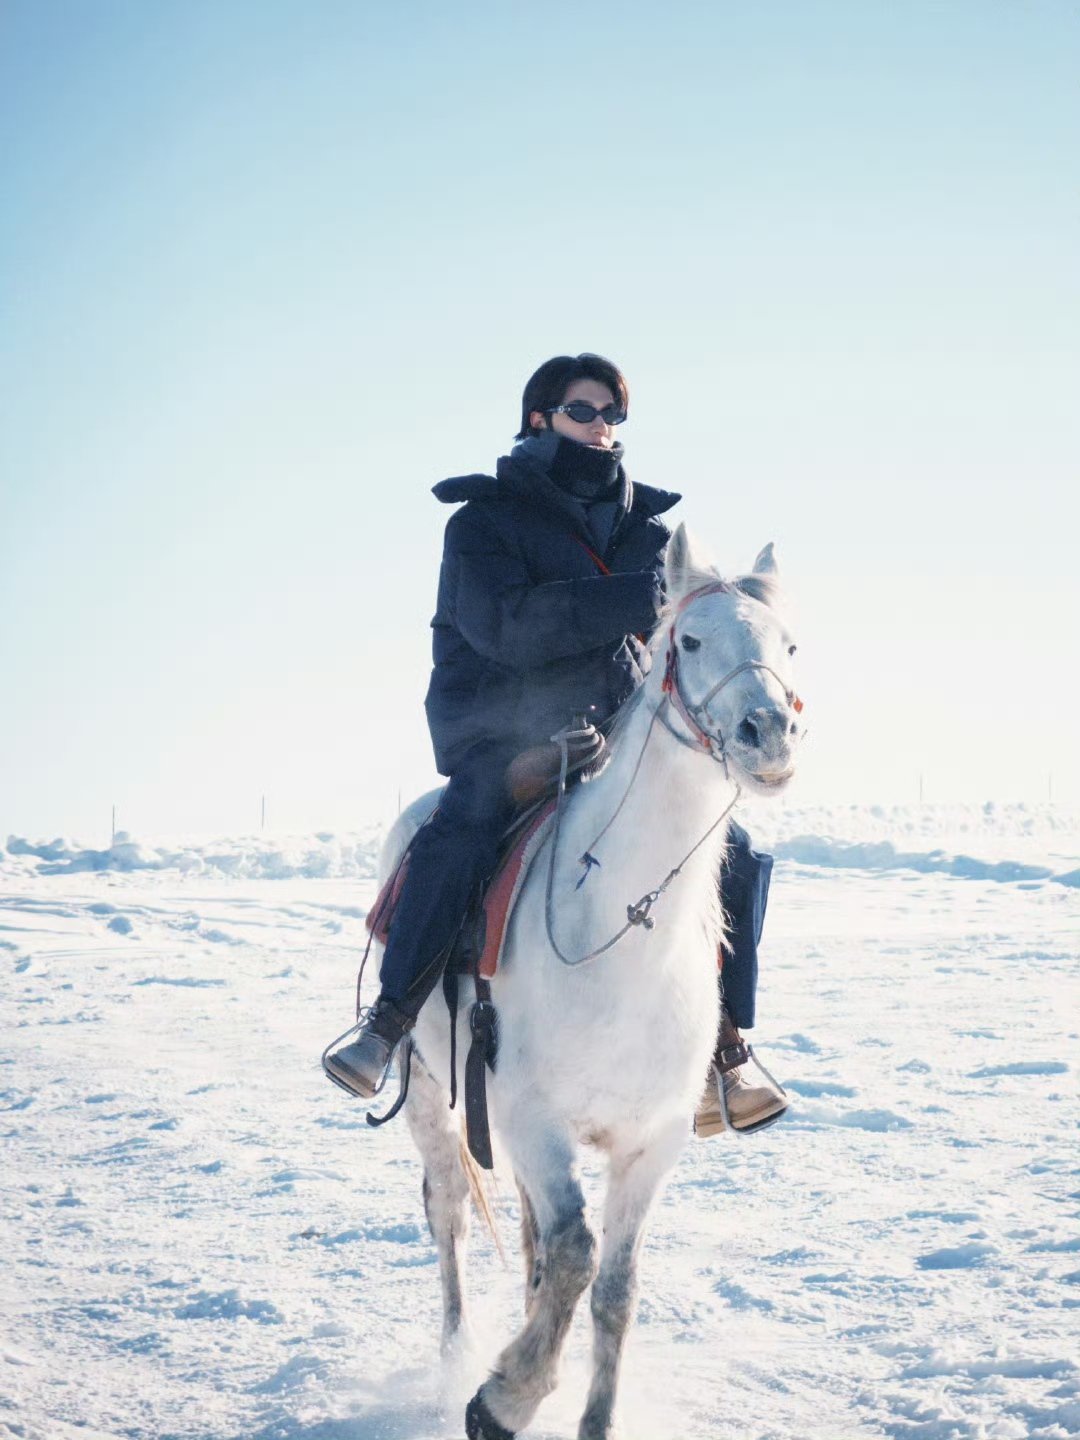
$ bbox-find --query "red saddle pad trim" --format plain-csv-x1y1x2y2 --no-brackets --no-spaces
364,802,557,978
365,856,411,946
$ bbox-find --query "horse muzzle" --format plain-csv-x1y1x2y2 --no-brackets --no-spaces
728,704,800,784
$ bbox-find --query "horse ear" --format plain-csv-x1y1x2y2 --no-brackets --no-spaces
753,542,779,577
666,523,719,598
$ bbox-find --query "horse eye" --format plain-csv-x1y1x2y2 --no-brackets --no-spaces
681,634,701,652
788,644,797,656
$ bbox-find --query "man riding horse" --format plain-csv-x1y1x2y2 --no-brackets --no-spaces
323,352,787,1135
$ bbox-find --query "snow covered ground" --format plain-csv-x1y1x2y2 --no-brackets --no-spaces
2,804,1078,1440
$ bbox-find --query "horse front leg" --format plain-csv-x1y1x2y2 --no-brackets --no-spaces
578,1126,687,1440
467,1124,597,1439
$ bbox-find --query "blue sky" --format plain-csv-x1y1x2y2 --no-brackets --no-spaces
2,0,1077,840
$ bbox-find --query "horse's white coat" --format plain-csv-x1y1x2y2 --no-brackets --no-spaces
386,525,802,1440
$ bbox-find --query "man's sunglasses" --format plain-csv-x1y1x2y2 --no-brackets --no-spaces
545,402,627,426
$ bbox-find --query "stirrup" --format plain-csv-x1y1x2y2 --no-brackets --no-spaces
320,1016,412,1121
320,1015,389,1094
714,1043,789,1137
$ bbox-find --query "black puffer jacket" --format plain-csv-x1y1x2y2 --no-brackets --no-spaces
424,450,681,775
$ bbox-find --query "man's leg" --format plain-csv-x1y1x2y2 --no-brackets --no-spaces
696,823,788,1136
377,752,516,1013
324,742,517,1098
718,820,773,1030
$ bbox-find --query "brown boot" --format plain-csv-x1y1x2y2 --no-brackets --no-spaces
695,1009,789,1137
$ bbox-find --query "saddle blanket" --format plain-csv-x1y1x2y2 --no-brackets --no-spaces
365,801,557,978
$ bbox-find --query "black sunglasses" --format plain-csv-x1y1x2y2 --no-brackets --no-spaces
545,401,627,426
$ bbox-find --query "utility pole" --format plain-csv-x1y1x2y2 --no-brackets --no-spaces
261,795,266,830
918,773,924,804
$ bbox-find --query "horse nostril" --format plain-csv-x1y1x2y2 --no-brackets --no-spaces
789,719,798,736
736,717,760,749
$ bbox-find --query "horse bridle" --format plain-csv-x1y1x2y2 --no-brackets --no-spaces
545,579,806,966
658,581,804,768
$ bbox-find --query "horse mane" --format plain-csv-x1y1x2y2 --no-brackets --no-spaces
600,682,647,751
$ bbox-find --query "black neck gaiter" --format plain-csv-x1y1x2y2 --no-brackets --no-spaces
512,430,625,501
547,435,624,500
509,431,630,554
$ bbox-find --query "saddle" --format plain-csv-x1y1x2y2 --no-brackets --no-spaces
365,798,556,980
363,722,604,1170
365,718,605,975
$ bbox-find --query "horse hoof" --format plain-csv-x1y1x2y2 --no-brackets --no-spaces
465,1388,516,1440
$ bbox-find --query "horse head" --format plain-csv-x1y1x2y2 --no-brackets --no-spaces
659,524,804,794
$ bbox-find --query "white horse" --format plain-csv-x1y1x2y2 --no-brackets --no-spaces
377,525,803,1440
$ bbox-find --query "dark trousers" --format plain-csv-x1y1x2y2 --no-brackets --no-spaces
719,821,773,1030
379,746,773,1030
379,741,520,1014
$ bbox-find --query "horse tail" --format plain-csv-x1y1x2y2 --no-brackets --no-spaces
458,1132,507,1269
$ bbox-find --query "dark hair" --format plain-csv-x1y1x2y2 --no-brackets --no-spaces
515,352,629,439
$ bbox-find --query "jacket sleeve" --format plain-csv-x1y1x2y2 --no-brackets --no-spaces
448,508,663,669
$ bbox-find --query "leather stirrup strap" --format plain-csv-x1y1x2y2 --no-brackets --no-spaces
714,1038,750,1074
464,974,499,1170
442,966,459,1111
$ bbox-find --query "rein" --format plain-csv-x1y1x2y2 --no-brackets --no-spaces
544,708,743,967
543,577,803,968
544,696,741,969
